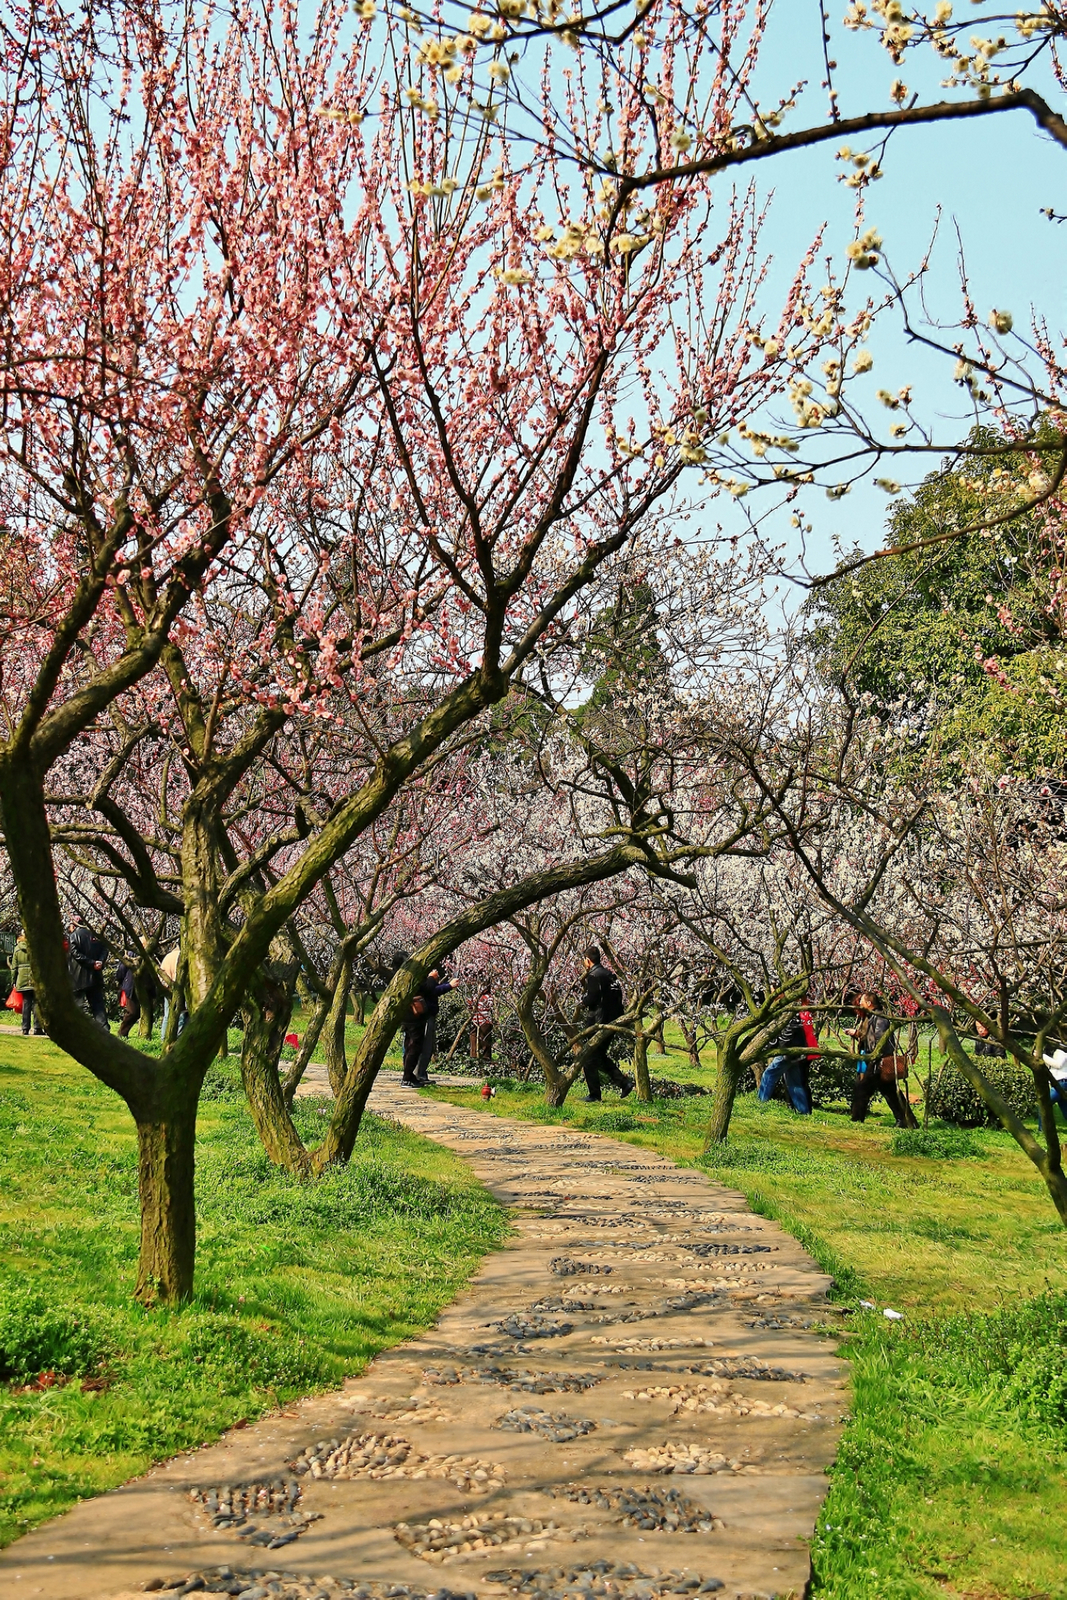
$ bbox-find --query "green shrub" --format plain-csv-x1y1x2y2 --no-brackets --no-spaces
924,1055,1037,1128
807,1053,857,1108
199,1058,244,1102
0,1287,109,1384
890,1126,982,1159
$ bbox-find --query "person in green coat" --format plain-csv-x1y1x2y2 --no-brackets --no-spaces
12,931,44,1037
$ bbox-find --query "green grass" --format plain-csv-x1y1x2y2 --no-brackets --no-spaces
0,1034,508,1548
432,1074,1067,1600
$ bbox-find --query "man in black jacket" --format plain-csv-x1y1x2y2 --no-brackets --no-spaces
68,917,109,1029
401,968,457,1087
580,946,633,1102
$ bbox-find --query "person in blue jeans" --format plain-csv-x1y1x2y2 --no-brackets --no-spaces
757,1013,813,1114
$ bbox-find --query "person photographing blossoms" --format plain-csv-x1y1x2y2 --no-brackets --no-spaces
402,968,457,1087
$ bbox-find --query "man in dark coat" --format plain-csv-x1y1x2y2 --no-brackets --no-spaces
68,917,109,1029
580,945,633,1102
401,968,457,1087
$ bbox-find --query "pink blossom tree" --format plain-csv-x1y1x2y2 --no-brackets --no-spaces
0,0,820,1299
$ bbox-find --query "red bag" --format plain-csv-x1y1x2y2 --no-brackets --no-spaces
6,988,24,1014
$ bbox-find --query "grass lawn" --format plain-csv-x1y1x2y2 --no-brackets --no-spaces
432,1041,1067,1600
0,1032,508,1549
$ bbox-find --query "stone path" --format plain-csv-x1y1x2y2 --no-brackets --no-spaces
0,1075,846,1600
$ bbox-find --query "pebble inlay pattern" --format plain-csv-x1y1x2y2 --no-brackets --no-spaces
3,1076,845,1600
552,1484,723,1534
292,1435,505,1493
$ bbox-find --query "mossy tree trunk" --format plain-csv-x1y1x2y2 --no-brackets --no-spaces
323,956,352,1099
632,1009,663,1102
134,1078,200,1303
239,965,312,1178
680,1018,702,1069
704,1029,747,1147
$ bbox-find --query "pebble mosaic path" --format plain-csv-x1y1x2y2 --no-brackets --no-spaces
0,1073,847,1600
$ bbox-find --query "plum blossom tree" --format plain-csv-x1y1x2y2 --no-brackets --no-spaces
387,0,1067,557
2,0,821,1299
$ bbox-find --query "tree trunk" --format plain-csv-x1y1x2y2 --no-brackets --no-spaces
134,1087,199,1304
240,970,312,1177
323,959,351,1099
356,990,367,1024
653,1018,667,1055
704,1036,745,1147
633,1022,653,1102
680,1018,701,1069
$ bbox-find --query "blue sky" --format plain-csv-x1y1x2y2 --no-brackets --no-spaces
722,5,1066,587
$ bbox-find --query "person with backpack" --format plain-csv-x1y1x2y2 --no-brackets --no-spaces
756,1010,815,1114
580,946,634,1102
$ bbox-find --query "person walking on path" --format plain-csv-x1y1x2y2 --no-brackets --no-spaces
580,946,634,1102
848,993,917,1128
12,929,44,1037
401,969,457,1086
68,916,109,1029
757,1010,814,1114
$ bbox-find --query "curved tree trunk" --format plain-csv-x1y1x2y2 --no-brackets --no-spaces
240,968,312,1177
323,958,352,1099
632,1019,653,1102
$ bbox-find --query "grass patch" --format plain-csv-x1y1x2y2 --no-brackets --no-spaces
0,1036,507,1547
432,1076,1067,1598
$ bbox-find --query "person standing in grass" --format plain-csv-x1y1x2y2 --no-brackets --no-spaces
68,915,109,1029
1041,1046,1067,1124
849,993,917,1128
12,928,44,1037
757,1011,813,1114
